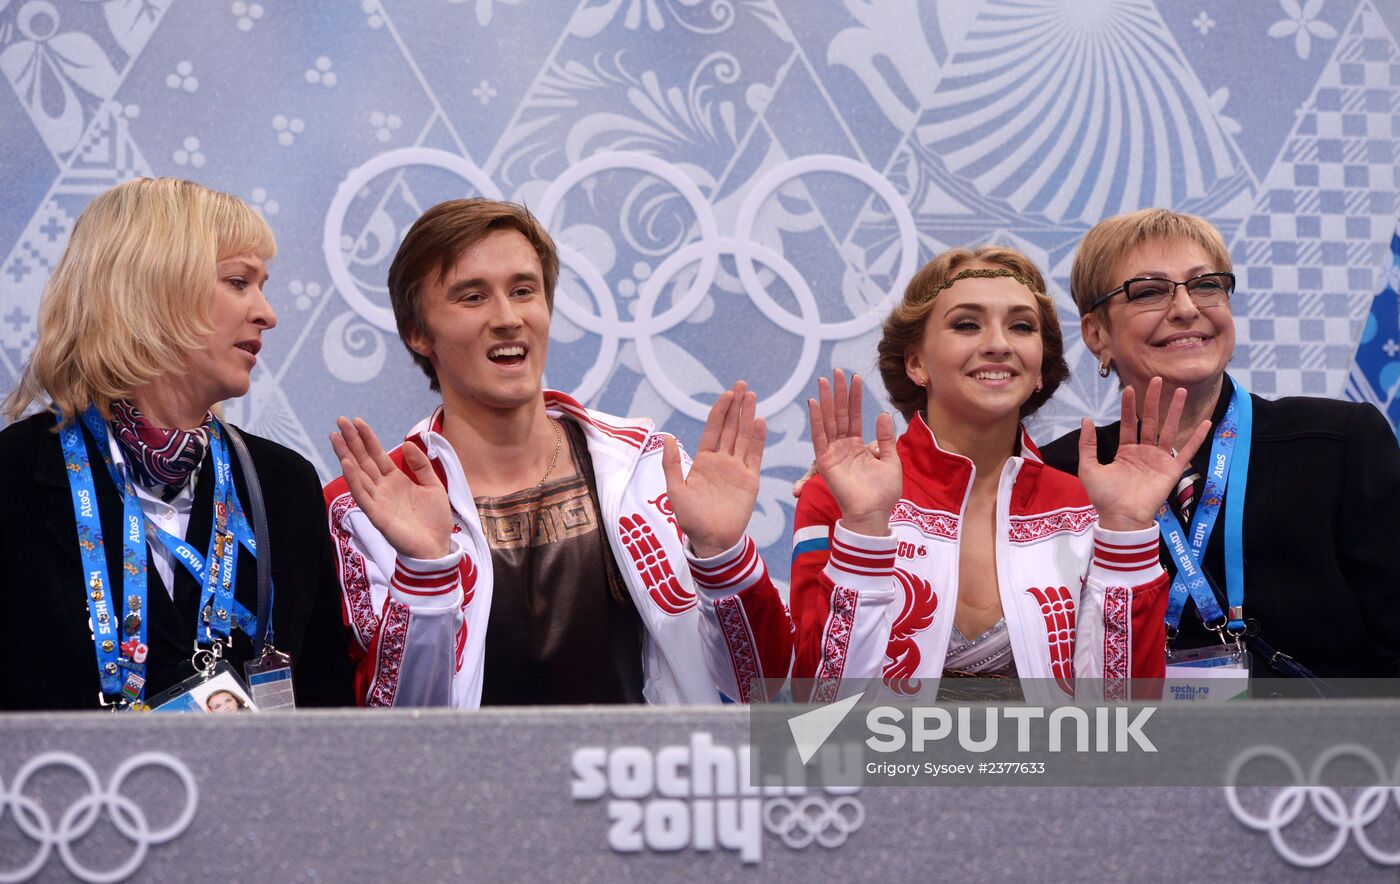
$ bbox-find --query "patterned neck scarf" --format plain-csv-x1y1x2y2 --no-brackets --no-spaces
1173,468,1201,524
109,399,212,491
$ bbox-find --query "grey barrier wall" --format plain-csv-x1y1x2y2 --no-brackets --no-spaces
1,705,1399,882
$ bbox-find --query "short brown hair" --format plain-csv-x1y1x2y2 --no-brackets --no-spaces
387,198,560,391
1070,208,1232,318
876,246,1068,421
4,177,274,424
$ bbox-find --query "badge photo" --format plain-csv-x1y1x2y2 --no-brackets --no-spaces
148,662,260,714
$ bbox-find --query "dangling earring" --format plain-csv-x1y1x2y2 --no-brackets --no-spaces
1035,379,1043,392
1098,360,1111,378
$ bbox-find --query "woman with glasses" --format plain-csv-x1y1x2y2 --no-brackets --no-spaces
1039,208,1400,678
791,246,1208,702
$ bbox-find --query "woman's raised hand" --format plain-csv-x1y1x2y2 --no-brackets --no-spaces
331,417,454,559
662,381,767,558
807,369,901,536
1077,377,1212,531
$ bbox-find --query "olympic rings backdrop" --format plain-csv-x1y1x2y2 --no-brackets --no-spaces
2,0,1399,589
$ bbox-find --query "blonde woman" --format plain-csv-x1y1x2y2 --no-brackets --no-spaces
1040,209,1400,677
0,178,352,710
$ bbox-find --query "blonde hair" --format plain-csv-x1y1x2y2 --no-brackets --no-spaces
4,178,275,424
876,246,1067,420
1070,208,1232,318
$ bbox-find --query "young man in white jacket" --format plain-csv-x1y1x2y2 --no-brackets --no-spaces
324,199,792,707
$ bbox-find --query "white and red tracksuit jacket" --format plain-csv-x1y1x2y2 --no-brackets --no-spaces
324,392,793,708
792,414,1168,702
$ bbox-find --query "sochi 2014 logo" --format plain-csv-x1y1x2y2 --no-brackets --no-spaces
570,732,863,863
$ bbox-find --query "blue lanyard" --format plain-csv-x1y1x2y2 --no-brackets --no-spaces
145,523,258,638
1156,376,1252,635
62,408,151,702
155,421,268,646
61,409,273,702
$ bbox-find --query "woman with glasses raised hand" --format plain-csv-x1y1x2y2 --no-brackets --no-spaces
0,178,354,710
792,246,1209,703
1039,208,1400,679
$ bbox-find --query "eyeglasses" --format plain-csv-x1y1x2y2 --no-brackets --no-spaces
1090,272,1235,313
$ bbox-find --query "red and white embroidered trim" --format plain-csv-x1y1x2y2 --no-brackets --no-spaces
329,492,380,647
890,501,959,541
812,587,858,704
1008,507,1096,543
1102,584,1131,684
367,600,410,707
714,596,761,702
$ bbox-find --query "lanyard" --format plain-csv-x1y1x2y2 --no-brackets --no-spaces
147,421,271,647
62,408,151,703
1156,376,1252,637
201,422,238,646
144,522,258,638
61,409,275,703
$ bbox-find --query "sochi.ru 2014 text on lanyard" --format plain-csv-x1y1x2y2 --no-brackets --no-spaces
62,406,268,707
1155,375,1252,651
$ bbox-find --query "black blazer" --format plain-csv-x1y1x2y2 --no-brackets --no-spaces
0,412,354,709
1040,389,1400,677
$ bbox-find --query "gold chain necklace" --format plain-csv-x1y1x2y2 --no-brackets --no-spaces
536,418,562,487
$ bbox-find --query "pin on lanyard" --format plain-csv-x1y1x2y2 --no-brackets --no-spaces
62,408,151,706
145,523,258,637
1156,376,1252,643
146,425,275,649
196,423,239,648
190,424,274,658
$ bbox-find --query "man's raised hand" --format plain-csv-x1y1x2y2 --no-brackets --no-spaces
331,416,454,560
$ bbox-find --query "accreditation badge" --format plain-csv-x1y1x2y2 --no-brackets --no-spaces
146,661,260,714
244,644,296,711
1164,645,1250,704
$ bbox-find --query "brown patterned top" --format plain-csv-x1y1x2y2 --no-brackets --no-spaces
475,420,644,705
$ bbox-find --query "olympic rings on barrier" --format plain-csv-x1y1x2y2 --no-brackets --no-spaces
0,751,198,884
762,794,865,850
1223,744,1400,868
323,149,917,415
